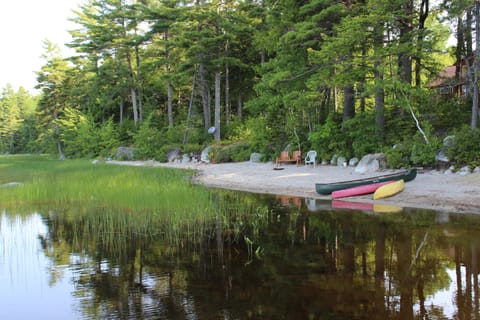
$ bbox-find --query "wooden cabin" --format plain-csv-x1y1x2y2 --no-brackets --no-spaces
427,59,468,99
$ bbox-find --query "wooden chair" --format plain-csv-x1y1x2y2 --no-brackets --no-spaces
276,150,302,166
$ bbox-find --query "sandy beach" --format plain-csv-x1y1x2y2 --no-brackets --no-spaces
109,160,480,214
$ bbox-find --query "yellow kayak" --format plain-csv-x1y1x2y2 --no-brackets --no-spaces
373,179,405,200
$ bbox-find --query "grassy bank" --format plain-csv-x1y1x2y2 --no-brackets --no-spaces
0,155,211,217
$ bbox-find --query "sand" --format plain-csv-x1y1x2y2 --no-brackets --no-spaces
108,160,480,214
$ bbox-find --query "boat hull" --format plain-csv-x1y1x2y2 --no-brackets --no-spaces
315,168,417,195
373,179,405,200
331,180,394,199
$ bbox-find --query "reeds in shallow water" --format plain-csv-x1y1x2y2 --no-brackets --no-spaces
0,155,212,220
0,155,272,261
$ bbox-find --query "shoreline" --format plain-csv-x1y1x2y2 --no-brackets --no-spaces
108,160,480,214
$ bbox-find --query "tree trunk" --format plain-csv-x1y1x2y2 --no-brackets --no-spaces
466,11,473,58
398,0,413,85
342,85,355,121
135,44,143,124
200,63,211,130
119,98,124,123
167,79,173,127
166,30,174,127
456,16,464,96
225,61,230,125
472,2,479,129
374,25,385,143
214,71,221,141
415,0,429,87
126,49,139,125
183,73,196,144
237,95,242,120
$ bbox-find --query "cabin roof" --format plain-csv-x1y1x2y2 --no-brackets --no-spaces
426,65,456,88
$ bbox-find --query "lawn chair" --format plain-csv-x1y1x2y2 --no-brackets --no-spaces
304,150,317,167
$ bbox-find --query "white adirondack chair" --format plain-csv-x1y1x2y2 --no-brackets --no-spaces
305,150,317,167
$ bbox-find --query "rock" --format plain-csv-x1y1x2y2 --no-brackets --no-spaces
250,153,263,163
116,147,137,160
336,156,347,167
458,166,471,176
167,148,181,162
201,146,211,163
181,154,190,164
435,148,449,162
444,166,455,174
354,153,387,174
348,158,359,167
330,155,338,166
1,182,23,188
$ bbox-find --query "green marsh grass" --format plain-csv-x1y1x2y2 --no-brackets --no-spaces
0,155,213,221
0,155,271,261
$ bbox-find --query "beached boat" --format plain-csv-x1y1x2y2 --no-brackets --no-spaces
315,168,417,195
331,180,395,199
373,179,405,200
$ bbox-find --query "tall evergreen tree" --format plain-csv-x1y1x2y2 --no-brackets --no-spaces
35,41,72,158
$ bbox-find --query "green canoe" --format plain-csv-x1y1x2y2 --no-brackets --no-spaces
315,168,417,195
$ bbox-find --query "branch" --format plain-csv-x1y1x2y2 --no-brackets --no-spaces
400,89,429,144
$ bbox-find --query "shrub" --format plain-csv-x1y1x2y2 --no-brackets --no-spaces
208,142,251,163
309,114,342,161
133,117,164,160
409,124,441,167
385,144,410,168
445,125,480,166
342,113,379,158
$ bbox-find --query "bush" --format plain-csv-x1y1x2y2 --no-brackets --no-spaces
133,117,164,160
385,144,410,168
409,124,441,167
445,125,480,166
208,142,251,163
342,113,379,158
309,114,342,161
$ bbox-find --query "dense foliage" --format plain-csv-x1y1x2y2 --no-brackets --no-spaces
1,0,480,168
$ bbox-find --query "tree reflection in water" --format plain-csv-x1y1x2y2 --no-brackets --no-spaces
2,192,480,319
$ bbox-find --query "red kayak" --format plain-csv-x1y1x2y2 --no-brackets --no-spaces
331,180,394,199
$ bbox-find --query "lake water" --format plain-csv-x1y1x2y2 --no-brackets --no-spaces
1,190,480,319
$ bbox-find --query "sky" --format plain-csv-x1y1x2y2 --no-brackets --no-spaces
0,0,83,93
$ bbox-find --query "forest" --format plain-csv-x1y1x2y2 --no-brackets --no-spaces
1,0,480,168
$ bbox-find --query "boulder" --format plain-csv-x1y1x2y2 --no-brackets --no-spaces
354,153,387,174
201,146,212,163
435,148,449,163
116,147,137,160
444,166,455,174
1,182,23,188
330,155,338,166
167,148,181,162
458,165,471,176
348,157,359,167
250,153,263,163
336,156,347,167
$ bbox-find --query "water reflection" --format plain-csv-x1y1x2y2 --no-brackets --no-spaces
0,212,77,319
2,192,480,319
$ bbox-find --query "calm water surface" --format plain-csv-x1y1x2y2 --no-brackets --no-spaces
1,191,480,319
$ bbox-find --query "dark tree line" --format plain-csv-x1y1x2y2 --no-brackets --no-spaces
1,0,479,166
